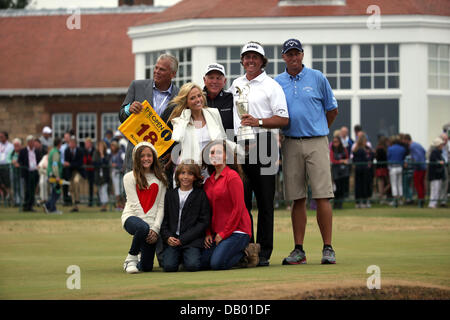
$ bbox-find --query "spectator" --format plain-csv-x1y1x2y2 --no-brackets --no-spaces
82,138,95,207
60,131,72,206
352,133,371,208
0,131,14,203
428,137,446,209
39,126,53,154
339,126,353,157
439,133,449,207
330,136,349,209
18,135,42,212
387,135,407,207
8,138,22,207
405,134,427,208
113,130,127,154
63,135,85,212
103,130,114,152
93,140,111,212
339,126,353,199
110,140,124,210
374,136,390,204
37,144,49,206
400,134,414,205
44,138,63,214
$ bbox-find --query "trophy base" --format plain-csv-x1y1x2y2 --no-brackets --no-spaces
237,126,256,141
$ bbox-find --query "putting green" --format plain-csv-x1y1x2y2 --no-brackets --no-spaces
0,206,449,299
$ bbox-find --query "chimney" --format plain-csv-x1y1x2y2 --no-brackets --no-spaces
119,0,154,6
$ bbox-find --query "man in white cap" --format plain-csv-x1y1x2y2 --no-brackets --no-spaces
40,126,53,154
203,63,234,135
229,41,289,267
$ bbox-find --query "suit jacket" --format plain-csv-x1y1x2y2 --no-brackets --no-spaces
160,187,210,249
119,79,179,173
18,147,42,178
64,147,85,179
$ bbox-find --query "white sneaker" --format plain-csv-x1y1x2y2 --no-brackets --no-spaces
123,254,139,274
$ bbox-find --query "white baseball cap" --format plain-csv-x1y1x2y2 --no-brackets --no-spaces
241,42,265,57
205,63,226,76
42,126,52,134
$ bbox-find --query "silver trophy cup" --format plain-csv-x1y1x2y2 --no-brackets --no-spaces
236,85,255,141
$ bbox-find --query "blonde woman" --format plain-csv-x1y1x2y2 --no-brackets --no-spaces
168,82,227,166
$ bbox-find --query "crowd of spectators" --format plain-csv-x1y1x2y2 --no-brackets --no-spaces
0,127,126,213
329,125,449,209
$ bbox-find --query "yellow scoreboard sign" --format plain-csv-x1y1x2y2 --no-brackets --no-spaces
118,100,174,158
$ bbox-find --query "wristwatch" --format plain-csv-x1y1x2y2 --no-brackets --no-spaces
258,119,263,127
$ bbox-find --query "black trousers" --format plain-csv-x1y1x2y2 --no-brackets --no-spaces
355,168,370,201
241,132,277,260
23,170,38,211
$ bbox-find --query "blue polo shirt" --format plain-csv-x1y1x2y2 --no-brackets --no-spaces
275,65,338,137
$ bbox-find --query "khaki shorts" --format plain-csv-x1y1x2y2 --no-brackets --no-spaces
281,136,334,201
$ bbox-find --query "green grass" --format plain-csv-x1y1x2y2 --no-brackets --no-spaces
0,206,449,299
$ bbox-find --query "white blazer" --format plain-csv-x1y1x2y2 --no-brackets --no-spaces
171,107,227,164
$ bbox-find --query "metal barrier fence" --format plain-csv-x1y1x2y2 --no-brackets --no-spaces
0,161,448,211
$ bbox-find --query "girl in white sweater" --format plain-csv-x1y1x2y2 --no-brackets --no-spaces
122,142,167,273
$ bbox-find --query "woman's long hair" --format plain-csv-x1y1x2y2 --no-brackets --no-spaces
133,145,168,189
331,136,345,154
167,82,207,124
354,133,367,152
201,139,245,182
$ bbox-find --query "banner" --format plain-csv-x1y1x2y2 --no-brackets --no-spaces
118,100,174,158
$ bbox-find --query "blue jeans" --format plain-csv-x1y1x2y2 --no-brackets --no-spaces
163,245,201,272
124,216,156,272
201,233,250,270
45,184,60,212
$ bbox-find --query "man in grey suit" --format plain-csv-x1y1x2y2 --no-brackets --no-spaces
120,53,180,269
119,53,180,173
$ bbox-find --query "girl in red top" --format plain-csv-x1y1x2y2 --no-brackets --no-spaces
200,139,252,270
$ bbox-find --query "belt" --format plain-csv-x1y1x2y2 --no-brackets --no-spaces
284,135,322,140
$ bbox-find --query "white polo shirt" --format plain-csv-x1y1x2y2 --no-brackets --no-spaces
229,71,289,135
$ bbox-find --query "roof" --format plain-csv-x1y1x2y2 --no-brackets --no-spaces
135,0,450,26
0,9,159,91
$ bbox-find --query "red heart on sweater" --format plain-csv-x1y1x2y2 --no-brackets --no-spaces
136,183,159,214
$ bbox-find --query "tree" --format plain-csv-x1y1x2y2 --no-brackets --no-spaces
0,0,29,9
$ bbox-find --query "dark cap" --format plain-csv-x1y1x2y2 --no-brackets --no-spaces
282,38,303,54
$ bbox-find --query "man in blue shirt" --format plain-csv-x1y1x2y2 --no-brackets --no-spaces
405,134,426,207
275,39,338,265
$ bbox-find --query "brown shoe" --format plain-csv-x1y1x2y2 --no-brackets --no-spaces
243,243,261,268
